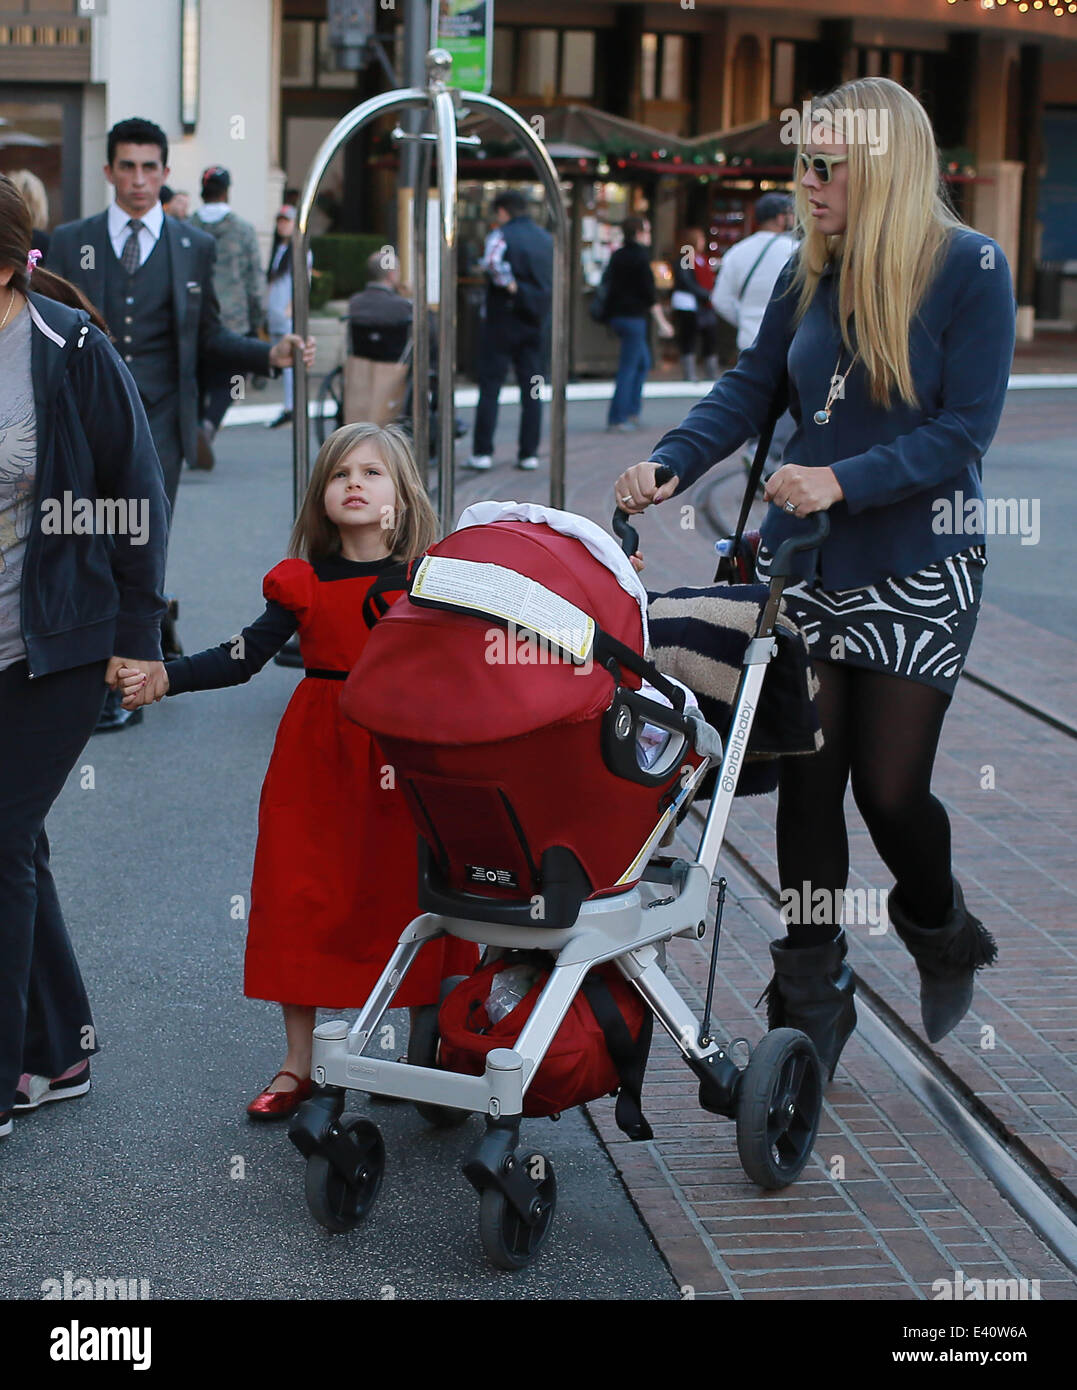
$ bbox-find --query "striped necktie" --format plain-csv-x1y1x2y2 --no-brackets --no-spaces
122,219,144,275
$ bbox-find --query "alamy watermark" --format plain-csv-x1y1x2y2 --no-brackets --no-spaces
40,493,149,546
931,1268,1040,1301
932,493,1040,546
779,101,889,156
780,880,889,932
484,622,593,676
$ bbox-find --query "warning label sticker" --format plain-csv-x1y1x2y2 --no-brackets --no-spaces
466,864,520,888
411,555,595,662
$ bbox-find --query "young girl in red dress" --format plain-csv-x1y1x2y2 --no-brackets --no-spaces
119,423,473,1118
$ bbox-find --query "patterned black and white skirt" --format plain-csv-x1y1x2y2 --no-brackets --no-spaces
755,544,987,696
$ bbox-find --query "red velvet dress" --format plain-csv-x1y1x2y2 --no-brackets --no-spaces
243,557,474,1007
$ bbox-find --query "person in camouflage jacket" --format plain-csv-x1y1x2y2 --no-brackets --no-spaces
189,166,266,458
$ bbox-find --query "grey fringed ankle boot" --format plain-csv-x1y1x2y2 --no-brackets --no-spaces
889,879,997,1043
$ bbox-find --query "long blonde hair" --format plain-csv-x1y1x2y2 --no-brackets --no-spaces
288,422,438,562
9,169,48,228
788,77,965,410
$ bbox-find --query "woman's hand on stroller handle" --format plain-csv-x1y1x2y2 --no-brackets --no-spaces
614,463,677,517
763,463,844,516
613,465,676,569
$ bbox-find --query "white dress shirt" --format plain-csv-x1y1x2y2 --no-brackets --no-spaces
107,201,164,267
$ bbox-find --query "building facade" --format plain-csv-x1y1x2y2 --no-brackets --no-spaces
2,0,1075,325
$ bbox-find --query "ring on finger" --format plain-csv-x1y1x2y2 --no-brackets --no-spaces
620,494,633,506
783,499,798,514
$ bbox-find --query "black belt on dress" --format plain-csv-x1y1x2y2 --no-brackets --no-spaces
303,668,348,680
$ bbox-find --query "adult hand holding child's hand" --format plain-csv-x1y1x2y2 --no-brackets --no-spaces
115,661,169,709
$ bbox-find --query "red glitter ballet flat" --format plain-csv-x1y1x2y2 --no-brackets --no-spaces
246,1070,313,1121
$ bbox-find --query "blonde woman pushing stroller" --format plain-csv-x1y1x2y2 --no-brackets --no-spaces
615,78,1015,1080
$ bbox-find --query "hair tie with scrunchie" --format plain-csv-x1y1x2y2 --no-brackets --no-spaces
27,249,42,275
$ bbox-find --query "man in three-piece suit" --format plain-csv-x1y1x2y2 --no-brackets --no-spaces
47,117,315,728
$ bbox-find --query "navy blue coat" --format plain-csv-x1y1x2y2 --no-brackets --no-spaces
649,227,1017,587
23,293,169,677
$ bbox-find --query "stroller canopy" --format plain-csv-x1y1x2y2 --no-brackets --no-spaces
344,508,648,747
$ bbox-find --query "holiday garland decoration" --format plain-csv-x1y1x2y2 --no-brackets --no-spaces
371,127,977,178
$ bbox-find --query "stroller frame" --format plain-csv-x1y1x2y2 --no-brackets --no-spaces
290,512,830,1270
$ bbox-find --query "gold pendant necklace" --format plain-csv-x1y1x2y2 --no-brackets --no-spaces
0,287,15,332
814,345,858,425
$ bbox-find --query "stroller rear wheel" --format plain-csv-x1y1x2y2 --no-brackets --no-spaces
478,1153,557,1271
304,1116,385,1233
735,1028,821,1189
408,977,471,1128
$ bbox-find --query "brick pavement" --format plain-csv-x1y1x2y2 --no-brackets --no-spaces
450,396,1076,1296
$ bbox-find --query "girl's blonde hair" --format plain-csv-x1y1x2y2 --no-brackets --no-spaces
288,422,438,563
788,77,966,410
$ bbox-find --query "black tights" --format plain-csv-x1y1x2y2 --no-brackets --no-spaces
776,660,954,946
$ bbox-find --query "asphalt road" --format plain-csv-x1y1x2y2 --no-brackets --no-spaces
0,420,676,1302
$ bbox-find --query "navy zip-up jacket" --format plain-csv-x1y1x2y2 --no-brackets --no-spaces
649,227,1017,588
22,293,169,677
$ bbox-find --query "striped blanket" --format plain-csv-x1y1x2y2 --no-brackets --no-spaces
647,583,823,798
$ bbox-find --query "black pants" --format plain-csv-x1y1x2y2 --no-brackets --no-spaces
472,319,544,461
673,308,719,359
0,658,107,1111
201,364,236,434
144,396,184,518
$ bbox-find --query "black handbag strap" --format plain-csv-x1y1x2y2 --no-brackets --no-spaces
737,233,781,302
581,974,654,1142
722,367,790,580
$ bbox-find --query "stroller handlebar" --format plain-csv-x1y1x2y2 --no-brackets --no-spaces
613,469,830,575
766,511,830,577
612,466,675,557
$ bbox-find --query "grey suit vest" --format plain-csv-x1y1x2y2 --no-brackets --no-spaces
104,232,177,407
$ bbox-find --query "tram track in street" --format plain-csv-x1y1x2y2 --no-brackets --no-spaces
681,793,1077,1278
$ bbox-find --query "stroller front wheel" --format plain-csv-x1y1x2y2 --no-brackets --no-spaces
304,1116,385,1233
735,1028,822,1189
478,1154,557,1271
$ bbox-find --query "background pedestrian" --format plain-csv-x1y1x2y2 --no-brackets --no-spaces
465,189,553,473
671,227,718,382
605,216,674,433
189,165,266,462
265,204,312,430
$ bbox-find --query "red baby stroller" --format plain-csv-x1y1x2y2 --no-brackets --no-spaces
289,493,829,1270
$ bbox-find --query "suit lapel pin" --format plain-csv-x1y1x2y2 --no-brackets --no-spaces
181,237,191,248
